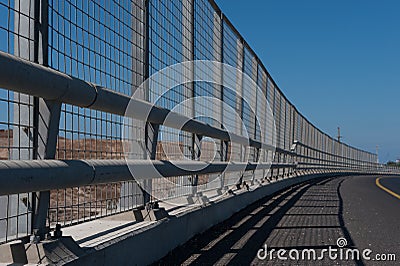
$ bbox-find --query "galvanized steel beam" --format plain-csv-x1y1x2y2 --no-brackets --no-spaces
0,159,295,196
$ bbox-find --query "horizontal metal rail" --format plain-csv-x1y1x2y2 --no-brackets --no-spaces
294,154,371,168
0,51,273,151
296,161,367,169
293,141,376,165
0,159,294,196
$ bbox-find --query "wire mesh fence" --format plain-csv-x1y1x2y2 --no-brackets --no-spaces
0,0,36,244
46,0,146,228
0,0,386,245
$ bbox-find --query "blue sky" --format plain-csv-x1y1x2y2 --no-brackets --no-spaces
215,0,400,162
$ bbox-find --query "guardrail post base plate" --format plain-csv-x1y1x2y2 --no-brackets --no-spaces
25,236,83,264
133,208,145,222
0,237,83,265
187,194,210,205
141,208,169,221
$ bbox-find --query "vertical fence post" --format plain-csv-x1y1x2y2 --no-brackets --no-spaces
30,0,62,241
250,59,258,185
32,100,61,240
144,122,159,205
214,10,226,192
191,134,202,195
299,117,303,174
183,0,196,195
283,102,287,177
291,106,296,176
142,0,154,208
235,38,244,188
270,83,276,179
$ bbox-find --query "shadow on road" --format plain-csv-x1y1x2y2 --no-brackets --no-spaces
155,176,363,265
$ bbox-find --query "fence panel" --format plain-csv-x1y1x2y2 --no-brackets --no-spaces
47,0,146,227
0,0,37,244
0,0,385,245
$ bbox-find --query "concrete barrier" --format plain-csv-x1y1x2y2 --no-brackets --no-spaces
63,172,345,265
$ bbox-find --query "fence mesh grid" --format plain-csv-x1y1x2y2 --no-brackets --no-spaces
148,0,193,200
0,0,36,244
47,0,146,227
0,0,381,244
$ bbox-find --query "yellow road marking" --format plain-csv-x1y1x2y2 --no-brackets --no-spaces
375,177,400,200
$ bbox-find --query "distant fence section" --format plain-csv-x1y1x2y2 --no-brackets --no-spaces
0,0,395,246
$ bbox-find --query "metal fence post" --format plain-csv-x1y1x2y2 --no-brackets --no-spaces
32,100,61,240
235,38,245,188
191,135,202,196
283,102,287,177
250,59,258,185
214,10,226,192
291,106,296,175
30,0,61,241
142,0,153,207
184,0,197,195
144,122,159,205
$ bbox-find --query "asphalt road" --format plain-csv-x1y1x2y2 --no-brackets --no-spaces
155,175,400,265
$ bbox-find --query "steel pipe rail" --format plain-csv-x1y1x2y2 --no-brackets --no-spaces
294,154,362,167
0,51,274,151
0,159,295,196
293,141,377,165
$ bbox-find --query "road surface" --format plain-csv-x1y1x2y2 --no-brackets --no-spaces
155,175,400,265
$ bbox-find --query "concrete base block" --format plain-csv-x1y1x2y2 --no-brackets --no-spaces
25,236,84,265
216,188,223,195
0,237,84,265
186,195,195,204
200,196,209,204
0,240,27,264
141,208,169,221
133,209,144,222
187,192,208,204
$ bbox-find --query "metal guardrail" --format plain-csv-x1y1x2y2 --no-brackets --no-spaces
0,159,288,196
0,0,397,245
